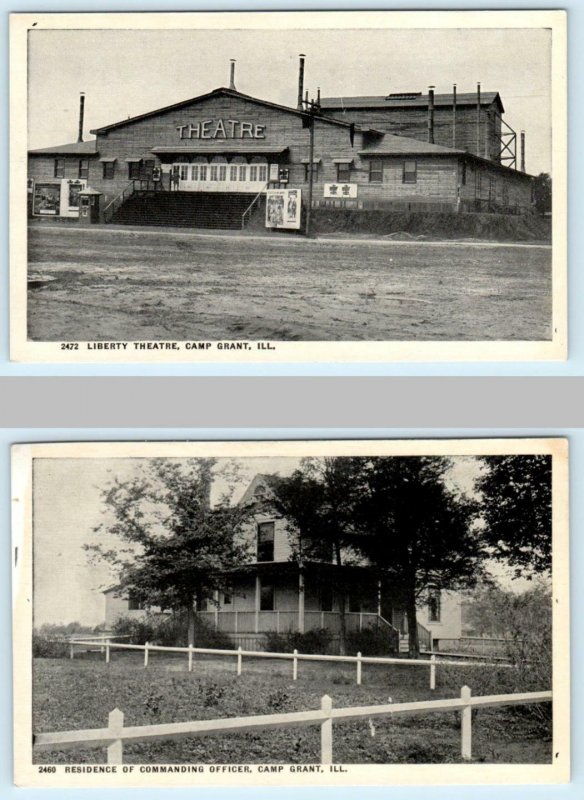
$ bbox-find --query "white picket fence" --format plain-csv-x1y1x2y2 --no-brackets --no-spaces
34,686,552,765
66,638,514,690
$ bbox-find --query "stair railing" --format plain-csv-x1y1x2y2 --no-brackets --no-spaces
241,183,268,230
102,180,136,224
377,614,401,653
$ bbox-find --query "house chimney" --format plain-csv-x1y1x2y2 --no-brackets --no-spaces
476,82,481,156
77,92,85,143
427,86,435,144
452,84,457,148
297,54,306,110
229,59,236,90
520,130,526,172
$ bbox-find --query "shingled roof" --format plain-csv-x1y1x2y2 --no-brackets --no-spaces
321,91,504,114
28,139,98,156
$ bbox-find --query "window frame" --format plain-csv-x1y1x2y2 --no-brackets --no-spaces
304,162,318,182
368,160,383,183
54,158,65,179
102,161,115,180
128,160,141,180
402,160,417,185
257,520,275,562
427,590,441,623
78,158,89,180
336,162,351,183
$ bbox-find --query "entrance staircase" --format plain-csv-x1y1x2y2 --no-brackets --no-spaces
110,190,259,230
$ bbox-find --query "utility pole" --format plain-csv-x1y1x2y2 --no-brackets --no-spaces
306,109,315,237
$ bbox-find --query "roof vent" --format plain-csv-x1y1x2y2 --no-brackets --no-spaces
386,92,423,100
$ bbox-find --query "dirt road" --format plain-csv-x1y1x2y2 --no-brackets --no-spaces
27,227,552,341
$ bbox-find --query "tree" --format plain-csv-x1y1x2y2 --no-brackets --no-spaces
353,457,484,657
267,457,367,655
86,458,251,646
477,455,552,577
533,173,552,216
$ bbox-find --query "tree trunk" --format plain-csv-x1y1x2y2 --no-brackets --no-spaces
187,602,196,647
406,590,420,659
334,541,347,656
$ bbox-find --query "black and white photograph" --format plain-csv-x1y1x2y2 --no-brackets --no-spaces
10,10,566,362
12,439,569,787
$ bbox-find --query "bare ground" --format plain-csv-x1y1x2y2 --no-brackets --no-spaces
27,227,553,342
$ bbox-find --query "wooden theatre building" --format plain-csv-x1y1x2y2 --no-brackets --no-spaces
27,58,535,229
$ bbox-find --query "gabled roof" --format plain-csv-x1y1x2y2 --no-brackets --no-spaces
28,139,98,156
321,91,504,114
360,134,465,157
90,87,373,136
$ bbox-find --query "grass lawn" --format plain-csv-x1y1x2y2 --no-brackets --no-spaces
33,653,551,765
27,227,552,341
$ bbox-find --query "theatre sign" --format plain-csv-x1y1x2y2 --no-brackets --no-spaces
177,119,267,140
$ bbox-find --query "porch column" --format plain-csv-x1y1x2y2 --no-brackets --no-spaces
254,575,260,634
377,580,382,617
298,571,305,633
213,589,219,631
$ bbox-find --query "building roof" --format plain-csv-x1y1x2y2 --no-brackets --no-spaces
28,139,98,156
151,145,288,156
321,91,504,114
360,134,465,157
89,87,374,136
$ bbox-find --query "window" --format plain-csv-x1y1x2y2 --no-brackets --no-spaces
260,583,275,611
368,160,383,183
475,170,482,196
402,160,417,184
127,591,144,611
179,165,189,180
320,585,333,612
223,592,232,606
210,165,218,181
142,160,154,179
461,161,467,186
78,159,89,180
199,165,207,181
428,590,441,622
229,165,238,182
238,165,247,181
128,160,141,179
102,161,115,180
54,159,65,178
191,165,199,181
257,521,275,561
258,165,268,182
249,165,258,182
336,162,351,183
304,162,318,182
218,165,227,182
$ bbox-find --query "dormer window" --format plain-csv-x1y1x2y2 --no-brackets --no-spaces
257,521,275,561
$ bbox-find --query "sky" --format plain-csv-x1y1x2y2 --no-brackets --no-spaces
27,26,552,175
32,455,529,628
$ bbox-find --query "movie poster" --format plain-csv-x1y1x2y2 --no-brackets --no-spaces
266,189,301,229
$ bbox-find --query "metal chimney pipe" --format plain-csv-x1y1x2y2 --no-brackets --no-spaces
77,92,85,143
452,84,457,148
520,130,526,172
427,86,435,144
476,82,481,156
229,59,236,90
316,86,321,109
297,54,306,110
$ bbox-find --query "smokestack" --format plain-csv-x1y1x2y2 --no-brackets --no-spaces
427,86,435,144
297,54,306,110
476,82,481,156
316,86,321,110
452,84,457,148
229,59,236,90
520,130,526,172
77,92,85,143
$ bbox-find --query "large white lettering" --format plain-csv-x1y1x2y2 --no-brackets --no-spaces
177,119,267,140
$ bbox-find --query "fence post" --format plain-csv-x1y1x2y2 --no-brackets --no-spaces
144,642,149,669
105,639,110,665
237,646,242,676
320,695,333,765
461,685,472,760
107,708,124,765
293,649,298,681
356,652,362,685
70,643,74,660
188,644,193,673
430,654,436,690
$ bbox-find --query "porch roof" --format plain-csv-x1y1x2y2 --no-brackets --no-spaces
224,560,376,579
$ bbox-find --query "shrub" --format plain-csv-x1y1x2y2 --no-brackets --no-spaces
32,632,69,659
265,628,333,655
346,625,397,656
111,612,232,649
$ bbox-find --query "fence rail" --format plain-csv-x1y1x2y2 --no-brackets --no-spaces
65,638,513,689
34,687,551,765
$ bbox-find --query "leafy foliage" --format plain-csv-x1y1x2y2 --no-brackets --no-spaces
264,628,333,655
533,173,552,216
346,625,398,656
111,612,232,649
32,633,70,659
477,455,552,576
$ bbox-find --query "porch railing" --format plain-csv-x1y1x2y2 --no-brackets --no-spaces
199,610,396,638
102,180,136,224
241,183,268,229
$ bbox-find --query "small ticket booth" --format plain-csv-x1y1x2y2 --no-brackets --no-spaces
78,186,103,224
